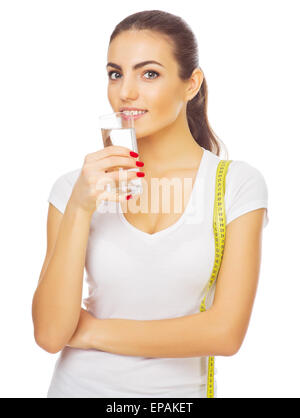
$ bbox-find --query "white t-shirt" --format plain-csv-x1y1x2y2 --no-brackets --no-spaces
46,147,269,398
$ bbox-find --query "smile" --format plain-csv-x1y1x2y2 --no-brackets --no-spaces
121,111,148,120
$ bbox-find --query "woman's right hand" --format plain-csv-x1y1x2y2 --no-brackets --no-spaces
69,146,143,216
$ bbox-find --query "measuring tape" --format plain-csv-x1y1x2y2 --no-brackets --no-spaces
199,159,232,398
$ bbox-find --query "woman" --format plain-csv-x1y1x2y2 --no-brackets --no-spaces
32,10,269,398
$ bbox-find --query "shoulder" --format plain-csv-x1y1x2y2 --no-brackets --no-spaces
205,150,268,201
225,159,268,202
47,168,81,214
54,167,81,186
226,159,267,185
222,159,268,228
49,168,81,191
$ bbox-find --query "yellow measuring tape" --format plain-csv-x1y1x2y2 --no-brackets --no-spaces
199,159,232,398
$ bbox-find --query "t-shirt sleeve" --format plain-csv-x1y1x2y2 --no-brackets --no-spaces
47,173,74,214
224,160,269,228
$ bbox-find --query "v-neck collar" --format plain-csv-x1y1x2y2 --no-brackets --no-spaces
117,147,208,240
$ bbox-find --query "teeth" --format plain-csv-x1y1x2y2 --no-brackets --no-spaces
122,110,147,116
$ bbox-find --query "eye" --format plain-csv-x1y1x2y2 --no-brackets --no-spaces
144,70,159,80
107,70,159,80
108,71,120,80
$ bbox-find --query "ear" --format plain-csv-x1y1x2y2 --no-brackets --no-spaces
185,68,204,102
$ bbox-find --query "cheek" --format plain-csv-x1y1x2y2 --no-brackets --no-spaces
151,90,182,125
149,84,180,115
107,85,116,107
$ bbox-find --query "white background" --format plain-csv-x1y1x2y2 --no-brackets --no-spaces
0,0,299,398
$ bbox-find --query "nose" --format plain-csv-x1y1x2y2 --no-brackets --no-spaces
119,76,138,101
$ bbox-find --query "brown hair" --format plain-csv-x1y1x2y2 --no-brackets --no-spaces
109,9,228,158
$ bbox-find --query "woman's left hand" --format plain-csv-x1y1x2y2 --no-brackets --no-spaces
67,308,96,350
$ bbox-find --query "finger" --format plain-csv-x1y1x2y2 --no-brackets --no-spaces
102,156,139,172
95,170,139,191
96,189,128,205
87,146,136,162
87,156,138,173
109,169,140,182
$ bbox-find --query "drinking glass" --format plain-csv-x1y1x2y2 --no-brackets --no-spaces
98,111,143,201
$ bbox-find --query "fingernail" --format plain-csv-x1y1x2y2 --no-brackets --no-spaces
136,161,144,167
136,172,145,177
126,194,132,200
130,151,139,158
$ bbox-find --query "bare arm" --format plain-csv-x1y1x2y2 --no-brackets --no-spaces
82,208,266,358
87,308,232,357
32,199,92,354
32,147,139,354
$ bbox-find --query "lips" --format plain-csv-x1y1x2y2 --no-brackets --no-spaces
121,111,148,120
120,108,148,112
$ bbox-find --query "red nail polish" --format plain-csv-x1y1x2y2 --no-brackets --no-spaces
130,151,139,158
126,194,132,200
136,172,145,177
136,161,144,167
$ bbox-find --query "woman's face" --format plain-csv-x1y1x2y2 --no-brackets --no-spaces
106,30,189,139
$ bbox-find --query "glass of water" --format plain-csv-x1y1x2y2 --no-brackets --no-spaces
98,111,143,200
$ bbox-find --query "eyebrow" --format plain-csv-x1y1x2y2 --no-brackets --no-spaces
106,60,165,71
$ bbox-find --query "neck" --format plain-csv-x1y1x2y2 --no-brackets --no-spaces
136,110,203,173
